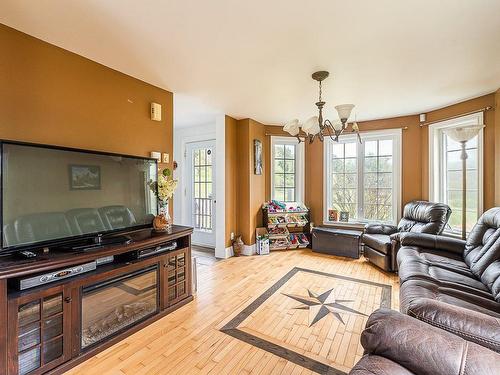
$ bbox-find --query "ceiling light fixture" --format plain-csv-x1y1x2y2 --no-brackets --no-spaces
283,71,361,143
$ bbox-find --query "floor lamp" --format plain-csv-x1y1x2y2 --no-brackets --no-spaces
443,125,484,240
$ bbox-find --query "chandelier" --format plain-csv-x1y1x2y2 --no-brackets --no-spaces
283,71,361,143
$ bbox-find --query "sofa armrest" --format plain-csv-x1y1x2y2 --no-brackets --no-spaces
398,232,465,255
405,297,500,353
350,355,415,375
361,309,500,375
364,223,398,235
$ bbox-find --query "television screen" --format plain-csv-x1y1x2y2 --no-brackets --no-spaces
1,141,158,251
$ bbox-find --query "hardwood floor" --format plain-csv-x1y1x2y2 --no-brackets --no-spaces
66,250,399,375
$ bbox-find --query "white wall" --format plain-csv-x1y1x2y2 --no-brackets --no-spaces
173,122,216,226
173,116,228,258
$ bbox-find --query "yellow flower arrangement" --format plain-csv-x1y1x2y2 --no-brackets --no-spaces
148,168,178,204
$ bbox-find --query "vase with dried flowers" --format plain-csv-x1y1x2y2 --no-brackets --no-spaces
148,168,178,232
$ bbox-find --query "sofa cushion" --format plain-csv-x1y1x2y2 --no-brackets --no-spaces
397,201,451,234
464,208,500,278
98,205,137,230
481,260,500,302
400,279,500,318
66,208,109,235
14,212,73,245
363,233,392,255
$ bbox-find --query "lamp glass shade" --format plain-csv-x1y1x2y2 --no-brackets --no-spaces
283,119,300,136
302,116,320,135
331,121,343,131
443,125,485,143
335,104,355,121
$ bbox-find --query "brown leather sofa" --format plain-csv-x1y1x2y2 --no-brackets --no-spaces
350,309,500,375
363,201,451,272
395,207,500,352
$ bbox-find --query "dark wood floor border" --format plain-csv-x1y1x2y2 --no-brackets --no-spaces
222,327,346,375
220,266,393,374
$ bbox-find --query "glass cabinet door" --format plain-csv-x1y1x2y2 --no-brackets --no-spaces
166,249,189,306
10,286,69,375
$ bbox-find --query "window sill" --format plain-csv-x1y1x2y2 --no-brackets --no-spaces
321,221,366,230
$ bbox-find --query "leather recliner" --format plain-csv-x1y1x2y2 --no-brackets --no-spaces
396,206,500,353
350,309,500,375
363,200,451,272
14,212,73,245
66,208,110,235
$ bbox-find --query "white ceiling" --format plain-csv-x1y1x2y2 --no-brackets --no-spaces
1,0,500,128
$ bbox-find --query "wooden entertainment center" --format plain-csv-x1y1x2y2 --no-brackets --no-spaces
0,225,193,375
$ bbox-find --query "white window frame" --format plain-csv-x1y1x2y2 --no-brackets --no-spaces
428,112,484,235
270,136,305,203
323,129,402,225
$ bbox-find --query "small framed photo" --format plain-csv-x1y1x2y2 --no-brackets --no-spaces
254,139,263,175
328,209,339,221
69,165,101,190
339,211,349,222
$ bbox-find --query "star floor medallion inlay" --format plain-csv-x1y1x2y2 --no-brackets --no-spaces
283,288,368,327
221,267,392,374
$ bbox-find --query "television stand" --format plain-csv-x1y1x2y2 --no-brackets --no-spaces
0,225,193,375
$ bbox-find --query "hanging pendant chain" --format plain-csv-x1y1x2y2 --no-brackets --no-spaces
318,80,322,102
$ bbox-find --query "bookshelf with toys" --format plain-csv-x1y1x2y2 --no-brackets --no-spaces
259,200,310,251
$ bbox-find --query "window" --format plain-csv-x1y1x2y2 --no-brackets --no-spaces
429,113,483,234
324,129,402,224
271,137,304,202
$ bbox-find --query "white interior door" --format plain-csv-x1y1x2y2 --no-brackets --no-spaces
186,140,216,247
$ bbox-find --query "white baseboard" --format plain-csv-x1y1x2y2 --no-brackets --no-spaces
223,246,234,258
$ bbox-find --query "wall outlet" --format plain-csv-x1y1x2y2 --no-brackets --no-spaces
162,153,169,163
230,232,235,241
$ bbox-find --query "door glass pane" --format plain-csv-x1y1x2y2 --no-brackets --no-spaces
19,347,40,375
192,147,214,231
43,337,63,363
19,301,40,326
43,314,63,341
18,322,40,352
43,294,62,318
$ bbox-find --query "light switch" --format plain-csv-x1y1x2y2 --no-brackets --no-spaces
162,153,169,163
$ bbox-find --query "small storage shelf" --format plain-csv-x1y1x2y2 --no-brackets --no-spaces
261,201,311,252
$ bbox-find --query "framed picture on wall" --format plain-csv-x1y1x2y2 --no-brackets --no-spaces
69,165,101,190
254,139,263,175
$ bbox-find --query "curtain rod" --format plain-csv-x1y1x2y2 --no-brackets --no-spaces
265,126,409,137
420,106,493,127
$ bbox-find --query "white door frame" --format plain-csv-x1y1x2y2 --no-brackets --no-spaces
185,140,216,247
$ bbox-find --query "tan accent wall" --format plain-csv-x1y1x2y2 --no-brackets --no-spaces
420,93,496,210
0,24,173,215
224,115,238,247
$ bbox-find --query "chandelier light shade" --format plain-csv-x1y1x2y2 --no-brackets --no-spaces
282,71,360,143
334,104,355,123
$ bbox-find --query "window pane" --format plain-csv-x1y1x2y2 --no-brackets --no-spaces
275,145,285,158
345,143,357,158
378,157,392,172
345,173,357,188
274,160,284,173
274,173,284,187
284,174,295,187
284,145,295,159
284,160,295,173
345,158,357,173
364,157,377,172
378,173,392,188
332,144,344,158
285,188,295,202
332,159,344,173
275,189,285,201
364,141,377,157
332,174,344,189
379,140,393,156
364,173,377,188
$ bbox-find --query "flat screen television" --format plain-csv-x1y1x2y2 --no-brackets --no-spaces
0,140,158,253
